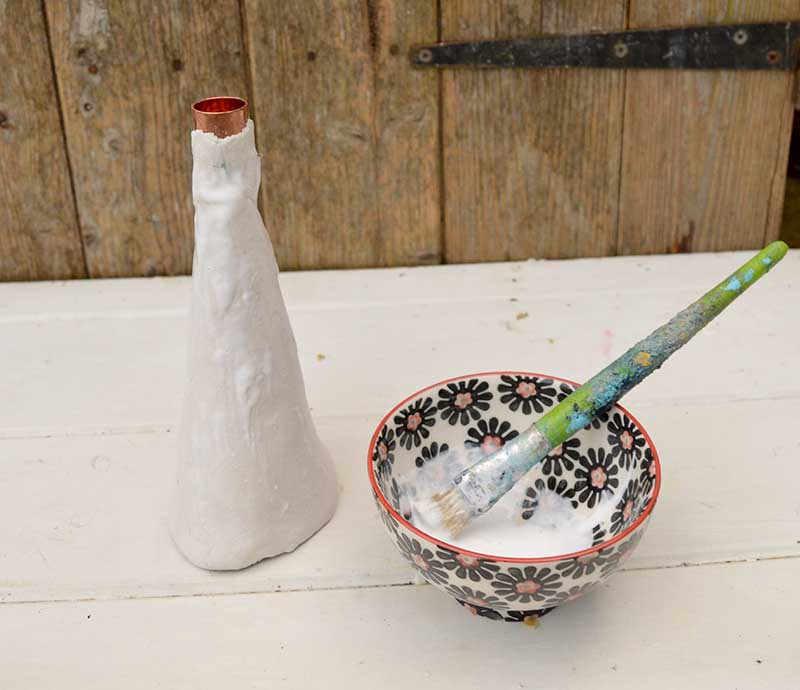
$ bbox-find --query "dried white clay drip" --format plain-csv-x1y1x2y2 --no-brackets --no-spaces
170,121,338,570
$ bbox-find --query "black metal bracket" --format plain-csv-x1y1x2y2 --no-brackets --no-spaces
410,21,800,70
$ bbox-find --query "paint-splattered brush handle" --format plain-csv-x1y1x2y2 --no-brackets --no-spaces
453,242,788,516
535,241,788,449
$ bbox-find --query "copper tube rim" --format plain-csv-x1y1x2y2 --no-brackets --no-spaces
192,96,249,138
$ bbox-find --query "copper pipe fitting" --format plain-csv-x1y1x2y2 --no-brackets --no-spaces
192,97,248,138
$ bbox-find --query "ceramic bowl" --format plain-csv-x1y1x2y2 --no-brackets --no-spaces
368,371,661,623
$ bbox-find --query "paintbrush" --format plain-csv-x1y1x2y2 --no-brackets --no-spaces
422,241,789,537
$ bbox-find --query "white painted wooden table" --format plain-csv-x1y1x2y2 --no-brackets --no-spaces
1,252,798,689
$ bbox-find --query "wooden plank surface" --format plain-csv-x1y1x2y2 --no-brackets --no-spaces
1,252,796,435
242,0,440,270
0,253,798,604
619,2,799,254
0,1,86,281
44,0,249,278
440,1,626,262
1,256,798,686
0,396,798,603
2,559,796,689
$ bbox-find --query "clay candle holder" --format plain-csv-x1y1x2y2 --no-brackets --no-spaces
170,97,338,571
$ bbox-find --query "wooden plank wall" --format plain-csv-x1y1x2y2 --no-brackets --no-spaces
242,0,441,269
0,1,86,281
0,1,797,281
440,1,626,262
619,1,799,254
45,0,249,278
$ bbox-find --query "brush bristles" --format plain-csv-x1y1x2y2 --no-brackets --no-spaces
430,487,472,537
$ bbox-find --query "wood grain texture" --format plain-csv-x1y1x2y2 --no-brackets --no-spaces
2,252,797,434
0,254,797,606
3,560,798,689
0,1,86,281
44,0,249,278
3,396,800,602
242,0,440,270
619,2,800,254
440,1,626,262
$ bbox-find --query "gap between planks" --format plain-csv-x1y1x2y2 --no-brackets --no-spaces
1,280,796,323
2,391,799,440
1,252,796,322
2,398,797,603
2,554,797,608
39,0,88,278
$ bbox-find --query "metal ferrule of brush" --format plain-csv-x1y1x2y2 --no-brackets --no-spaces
452,426,551,515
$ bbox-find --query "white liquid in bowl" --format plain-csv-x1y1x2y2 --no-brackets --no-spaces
400,446,630,559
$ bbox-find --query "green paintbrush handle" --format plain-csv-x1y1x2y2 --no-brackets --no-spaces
448,242,788,518
535,241,789,448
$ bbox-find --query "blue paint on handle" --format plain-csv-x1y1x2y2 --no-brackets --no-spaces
534,241,789,450
723,277,742,292
457,242,789,517
565,411,590,435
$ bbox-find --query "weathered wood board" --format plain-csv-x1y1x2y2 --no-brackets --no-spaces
2,3,799,278
44,0,249,277
440,1,627,262
0,1,86,281
618,1,799,254
242,0,440,270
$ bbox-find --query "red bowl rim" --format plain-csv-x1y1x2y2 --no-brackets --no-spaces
367,370,662,564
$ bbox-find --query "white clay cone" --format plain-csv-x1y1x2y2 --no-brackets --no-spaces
170,121,338,570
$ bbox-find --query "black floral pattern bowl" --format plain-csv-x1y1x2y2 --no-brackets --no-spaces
368,371,661,624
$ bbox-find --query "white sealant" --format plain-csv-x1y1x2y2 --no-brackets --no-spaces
170,122,338,571
402,446,632,558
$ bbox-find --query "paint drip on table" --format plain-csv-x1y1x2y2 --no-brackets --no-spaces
396,447,632,558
